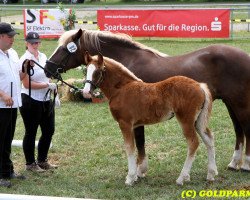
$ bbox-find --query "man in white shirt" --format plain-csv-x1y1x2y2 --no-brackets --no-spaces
0,22,29,187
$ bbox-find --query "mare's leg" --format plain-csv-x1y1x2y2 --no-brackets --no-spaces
196,126,218,181
134,126,148,177
176,120,199,185
224,102,244,170
240,122,250,171
119,121,137,185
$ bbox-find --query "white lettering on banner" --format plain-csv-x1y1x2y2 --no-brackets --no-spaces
104,24,140,31
168,24,180,31
142,23,168,31
104,23,210,33
181,24,209,33
142,24,155,31
156,24,167,31
211,17,222,31
104,15,139,19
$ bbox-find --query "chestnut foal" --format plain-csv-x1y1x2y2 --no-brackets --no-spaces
83,52,217,186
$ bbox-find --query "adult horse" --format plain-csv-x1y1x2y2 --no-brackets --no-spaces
44,29,250,171
82,52,216,186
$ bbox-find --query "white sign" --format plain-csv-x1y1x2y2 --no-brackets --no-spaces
67,42,77,53
23,9,71,39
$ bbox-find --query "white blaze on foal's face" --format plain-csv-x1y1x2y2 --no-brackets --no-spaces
82,64,97,98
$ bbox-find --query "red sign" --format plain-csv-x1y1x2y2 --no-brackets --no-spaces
97,10,230,38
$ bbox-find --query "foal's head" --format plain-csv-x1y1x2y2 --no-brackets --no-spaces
82,52,105,98
44,29,85,78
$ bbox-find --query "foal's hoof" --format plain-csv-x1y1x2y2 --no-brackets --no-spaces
137,171,146,178
176,174,190,186
240,162,250,172
125,174,138,186
207,168,218,182
240,168,250,172
227,166,239,171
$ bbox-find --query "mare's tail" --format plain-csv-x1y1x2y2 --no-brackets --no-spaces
195,83,212,133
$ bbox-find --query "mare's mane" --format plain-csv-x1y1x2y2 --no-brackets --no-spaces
58,29,167,57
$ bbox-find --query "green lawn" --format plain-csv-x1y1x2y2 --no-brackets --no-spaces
0,32,250,199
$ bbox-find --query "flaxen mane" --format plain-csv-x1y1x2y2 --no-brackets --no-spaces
58,29,167,57
103,56,142,82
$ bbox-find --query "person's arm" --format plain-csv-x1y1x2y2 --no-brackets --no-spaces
19,70,27,81
0,89,13,107
22,75,49,90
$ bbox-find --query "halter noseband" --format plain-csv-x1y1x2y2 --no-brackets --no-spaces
85,67,106,89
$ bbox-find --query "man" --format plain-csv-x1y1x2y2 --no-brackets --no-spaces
0,22,29,188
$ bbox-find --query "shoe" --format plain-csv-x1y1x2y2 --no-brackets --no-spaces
9,172,26,180
38,161,58,170
0,179,11,188
26,163,46,173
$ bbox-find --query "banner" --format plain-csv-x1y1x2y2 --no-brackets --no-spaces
97,10,230,38
23,9,71,39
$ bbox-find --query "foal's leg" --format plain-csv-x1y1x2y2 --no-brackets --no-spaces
119,122,138,185
134,126,148,177
176,122,199,185
196,127,218,181
225,103,244,170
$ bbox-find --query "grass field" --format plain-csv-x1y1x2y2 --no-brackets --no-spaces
0,31,250,199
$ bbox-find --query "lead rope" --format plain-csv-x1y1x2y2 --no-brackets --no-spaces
21,60,34,98
43,87,57,116
31,60,80,91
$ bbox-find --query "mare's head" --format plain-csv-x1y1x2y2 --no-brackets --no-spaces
82,52,105,98
44,29,85,78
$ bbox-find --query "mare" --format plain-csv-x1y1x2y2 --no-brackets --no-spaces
44,29,250,171
82,52,217,185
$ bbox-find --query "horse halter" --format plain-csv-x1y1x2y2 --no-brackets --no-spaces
46,41,79,78
86,67,106,89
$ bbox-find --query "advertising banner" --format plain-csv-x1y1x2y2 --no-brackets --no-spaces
97,10,230,38
23,9,70,39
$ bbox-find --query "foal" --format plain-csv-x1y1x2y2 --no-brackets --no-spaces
83,52,218,186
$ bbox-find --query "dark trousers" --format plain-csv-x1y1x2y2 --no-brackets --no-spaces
0,108,17,178
19,94,55,165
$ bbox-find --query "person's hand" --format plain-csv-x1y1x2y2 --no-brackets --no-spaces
48,83,57,91
1,93,13,107
22,59,34,74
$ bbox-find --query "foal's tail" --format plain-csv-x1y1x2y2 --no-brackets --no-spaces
195,83,212,133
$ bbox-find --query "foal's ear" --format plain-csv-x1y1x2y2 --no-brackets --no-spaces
84,51,92,64
97,53,104,67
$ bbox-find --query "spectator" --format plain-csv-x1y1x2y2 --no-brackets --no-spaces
19,32,58,173
0,22,28,188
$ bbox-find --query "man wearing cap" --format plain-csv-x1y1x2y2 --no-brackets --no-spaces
0,22,30,187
